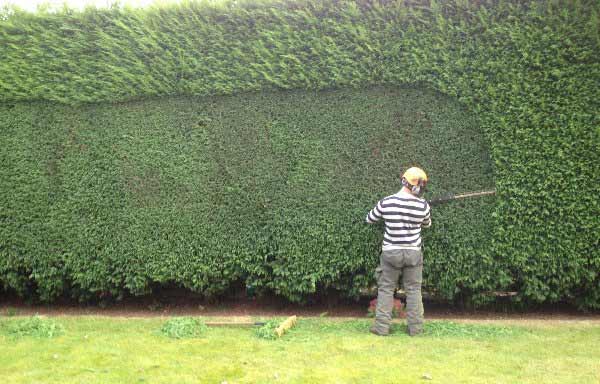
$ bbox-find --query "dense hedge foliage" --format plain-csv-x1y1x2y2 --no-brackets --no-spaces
0,88,497,303
1,0,599,308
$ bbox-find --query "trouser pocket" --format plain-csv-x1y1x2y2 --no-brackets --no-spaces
404,249,423,267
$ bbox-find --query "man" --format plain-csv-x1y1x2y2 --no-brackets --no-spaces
366,167,431,336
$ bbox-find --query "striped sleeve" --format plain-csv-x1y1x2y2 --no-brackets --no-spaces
422,202,432,228
366,200,384,223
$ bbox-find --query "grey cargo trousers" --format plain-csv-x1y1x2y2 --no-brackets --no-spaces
372,248,424,335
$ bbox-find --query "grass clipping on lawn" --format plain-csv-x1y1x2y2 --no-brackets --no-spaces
1,315,64,339
159,317,207,339
255,319,281,340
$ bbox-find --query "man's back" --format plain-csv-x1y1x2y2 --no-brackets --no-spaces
366,190,431,250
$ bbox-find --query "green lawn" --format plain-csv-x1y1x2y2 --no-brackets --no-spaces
1,316,599,384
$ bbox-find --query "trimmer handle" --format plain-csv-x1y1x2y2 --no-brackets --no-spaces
428,190,496,206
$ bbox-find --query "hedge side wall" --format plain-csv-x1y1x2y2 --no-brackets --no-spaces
1,0,599,308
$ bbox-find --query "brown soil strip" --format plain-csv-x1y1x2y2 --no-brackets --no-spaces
2,298,599,324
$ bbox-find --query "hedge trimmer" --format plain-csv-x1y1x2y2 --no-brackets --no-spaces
427,189,496,206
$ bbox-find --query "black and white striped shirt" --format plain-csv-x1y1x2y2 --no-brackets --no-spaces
366,190,431,250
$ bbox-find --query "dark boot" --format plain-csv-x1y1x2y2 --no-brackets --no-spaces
370,326,389,336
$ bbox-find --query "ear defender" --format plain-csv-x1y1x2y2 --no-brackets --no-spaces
412,184,420,195
411,178,426,197
401,177,410,189
411,182,421,196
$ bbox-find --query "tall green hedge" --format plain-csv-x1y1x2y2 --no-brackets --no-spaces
0,87,497,303
1,0,599,308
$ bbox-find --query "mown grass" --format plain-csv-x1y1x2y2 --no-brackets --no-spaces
1,316,599,384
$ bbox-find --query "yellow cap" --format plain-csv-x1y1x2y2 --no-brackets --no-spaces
402,167,428,186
